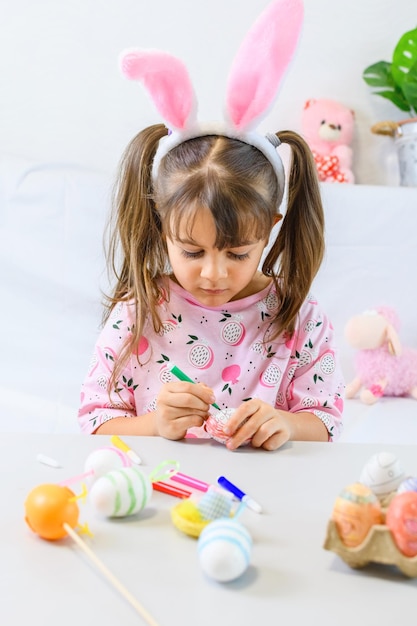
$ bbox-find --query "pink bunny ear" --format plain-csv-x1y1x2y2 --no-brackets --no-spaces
120,49,196,131
226,0,304,130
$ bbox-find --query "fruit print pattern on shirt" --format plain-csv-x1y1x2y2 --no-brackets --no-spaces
78,279,344,440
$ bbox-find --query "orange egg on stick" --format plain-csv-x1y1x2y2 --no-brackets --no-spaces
24,483,159,624
24,484,79,540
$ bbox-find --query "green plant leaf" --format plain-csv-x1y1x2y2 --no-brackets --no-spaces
375,89,412,112
392,27,417,88
402,63,417,114
363,61,411,111
363,61,394,87
363,29,417,113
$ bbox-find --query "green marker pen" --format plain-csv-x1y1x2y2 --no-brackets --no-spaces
168,363,222,411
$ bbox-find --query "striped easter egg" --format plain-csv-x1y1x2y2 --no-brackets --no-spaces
89,466,152,517
197,518,252,582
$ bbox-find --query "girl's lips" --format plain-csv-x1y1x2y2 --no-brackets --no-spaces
201,288,227,295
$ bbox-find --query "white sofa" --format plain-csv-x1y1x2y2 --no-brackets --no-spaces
0,154,110,433
1,153,417,443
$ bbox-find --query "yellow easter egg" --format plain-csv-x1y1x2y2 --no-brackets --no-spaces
331,482,383,547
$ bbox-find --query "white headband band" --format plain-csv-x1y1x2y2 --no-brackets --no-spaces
151,122,285,209
119,0,304,213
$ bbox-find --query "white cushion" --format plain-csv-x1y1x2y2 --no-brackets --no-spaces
0,154,111,432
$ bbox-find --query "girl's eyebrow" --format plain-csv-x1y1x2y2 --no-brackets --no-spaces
175,236,200,246
175,236,257,247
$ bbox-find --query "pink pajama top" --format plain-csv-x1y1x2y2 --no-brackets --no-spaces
78,280,344,440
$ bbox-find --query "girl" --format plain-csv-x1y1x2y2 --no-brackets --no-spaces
78,0,344,449
78,124,344,449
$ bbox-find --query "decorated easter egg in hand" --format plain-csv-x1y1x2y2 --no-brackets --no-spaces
205,408,235,444
386,491,417,557
331,482,383,547
84,446,131,486
25,484,79,540
359,452,406,498
89,466,152,517
198,518,252,582
205,408,250,445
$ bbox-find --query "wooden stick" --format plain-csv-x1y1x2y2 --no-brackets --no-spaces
63,523,159,626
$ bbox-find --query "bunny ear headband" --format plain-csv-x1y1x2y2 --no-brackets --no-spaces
119,0,304,212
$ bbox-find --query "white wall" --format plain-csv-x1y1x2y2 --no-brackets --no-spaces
0,0,415,184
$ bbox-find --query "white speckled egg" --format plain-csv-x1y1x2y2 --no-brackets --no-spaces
359,452,406,497
198,518,252,582
89,466,152,517
84,447,131,486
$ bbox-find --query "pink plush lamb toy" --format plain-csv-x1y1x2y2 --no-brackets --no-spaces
301,98,355,183
344,306,417,404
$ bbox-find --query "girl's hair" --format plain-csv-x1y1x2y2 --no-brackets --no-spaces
104,123,324,387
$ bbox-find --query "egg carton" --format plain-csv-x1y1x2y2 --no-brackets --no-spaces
323,519,417,577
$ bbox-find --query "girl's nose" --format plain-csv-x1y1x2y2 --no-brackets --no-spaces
200,256,228,281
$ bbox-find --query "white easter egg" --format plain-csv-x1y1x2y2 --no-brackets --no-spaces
89,466,152,517
84,447,131,485
198,518,252,582
359,452,406,496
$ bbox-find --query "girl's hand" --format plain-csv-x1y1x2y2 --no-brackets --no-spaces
155,381,215,440
223,399,295,451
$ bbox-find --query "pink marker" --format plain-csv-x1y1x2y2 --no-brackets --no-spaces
170,472,210,492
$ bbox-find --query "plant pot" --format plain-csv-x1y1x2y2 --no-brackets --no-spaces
372,117,417,187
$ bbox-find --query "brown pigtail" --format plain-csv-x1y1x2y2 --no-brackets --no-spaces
103,124,168,389
262,130,325,337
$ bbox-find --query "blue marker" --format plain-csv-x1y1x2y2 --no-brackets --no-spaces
217,476,262,513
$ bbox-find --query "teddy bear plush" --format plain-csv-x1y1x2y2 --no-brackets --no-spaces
344,306,417,404
301,98,355,183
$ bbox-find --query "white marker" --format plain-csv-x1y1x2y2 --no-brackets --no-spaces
36,453,61,468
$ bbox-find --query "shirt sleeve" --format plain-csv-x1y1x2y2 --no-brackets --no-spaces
287,305,345,442
77,303,136,434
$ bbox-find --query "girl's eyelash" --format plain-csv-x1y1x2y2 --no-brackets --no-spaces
181,249,249,261
229,252,249,261
181,250,204,259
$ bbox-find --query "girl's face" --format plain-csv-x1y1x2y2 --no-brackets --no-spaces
165,207,269,307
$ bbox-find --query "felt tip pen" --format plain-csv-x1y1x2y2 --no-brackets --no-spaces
152,481,192,499
217,476,263,514
111,435,142,465
168,363,222,411
170,472,210,492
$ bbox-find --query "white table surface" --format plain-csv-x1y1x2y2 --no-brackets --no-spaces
2,433,416,625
